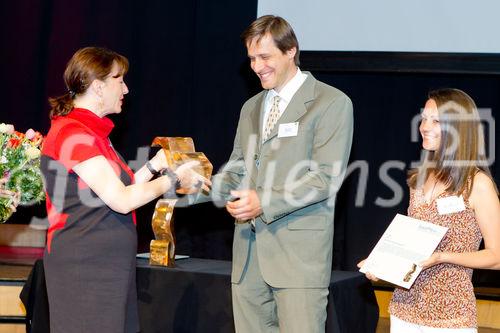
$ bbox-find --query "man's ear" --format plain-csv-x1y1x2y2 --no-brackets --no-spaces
287,47,297,60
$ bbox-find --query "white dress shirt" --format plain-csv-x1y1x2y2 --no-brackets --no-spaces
261,68,308,137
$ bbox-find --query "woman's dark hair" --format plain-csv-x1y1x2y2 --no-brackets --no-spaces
48,46,129,118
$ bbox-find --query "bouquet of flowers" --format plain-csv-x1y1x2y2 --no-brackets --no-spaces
0,123,45,223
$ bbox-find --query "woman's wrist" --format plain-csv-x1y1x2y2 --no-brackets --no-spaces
146,161,159,176
161,168,181,196
438,252,450,265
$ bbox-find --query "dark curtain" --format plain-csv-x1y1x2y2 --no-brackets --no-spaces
1,1,499,287
0,0,258,260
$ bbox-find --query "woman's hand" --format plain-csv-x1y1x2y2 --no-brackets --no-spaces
174,161,211,194
419,252,443,270
0,178,20,212
150,149,168,171
357,259,379,282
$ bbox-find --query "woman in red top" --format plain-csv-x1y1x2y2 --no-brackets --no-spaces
41,47,210,333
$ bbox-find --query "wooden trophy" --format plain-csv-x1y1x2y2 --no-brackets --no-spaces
149,137,212,267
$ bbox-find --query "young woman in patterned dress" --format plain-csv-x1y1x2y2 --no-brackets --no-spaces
359,88,500,332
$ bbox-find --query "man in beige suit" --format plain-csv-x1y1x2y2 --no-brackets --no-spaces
212,15,353,332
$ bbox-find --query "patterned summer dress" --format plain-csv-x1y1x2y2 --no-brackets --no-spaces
389,186,482,328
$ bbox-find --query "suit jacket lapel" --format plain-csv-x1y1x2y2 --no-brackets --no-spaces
262,73,316,144
248,93,264,142
241,93,265,184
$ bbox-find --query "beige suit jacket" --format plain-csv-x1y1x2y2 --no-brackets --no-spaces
213,72,353,288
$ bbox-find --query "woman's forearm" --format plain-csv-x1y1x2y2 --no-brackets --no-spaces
440,249,500,270
116,176,173,213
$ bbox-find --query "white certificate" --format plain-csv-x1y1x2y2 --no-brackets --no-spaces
359,214,448,289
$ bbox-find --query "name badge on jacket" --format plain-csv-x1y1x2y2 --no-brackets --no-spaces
278,122,299,138
436,195,466,215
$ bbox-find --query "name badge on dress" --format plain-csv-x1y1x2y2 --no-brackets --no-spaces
436,195,466,215
278,122,299,138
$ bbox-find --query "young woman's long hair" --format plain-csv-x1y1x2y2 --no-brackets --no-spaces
408,88,497,197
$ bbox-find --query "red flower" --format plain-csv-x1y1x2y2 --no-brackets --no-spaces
14,131,25,140
7,138,21,148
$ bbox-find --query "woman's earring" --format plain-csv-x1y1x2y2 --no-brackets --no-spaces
98,95,105,112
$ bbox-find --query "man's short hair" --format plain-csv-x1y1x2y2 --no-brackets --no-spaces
241,15,300,66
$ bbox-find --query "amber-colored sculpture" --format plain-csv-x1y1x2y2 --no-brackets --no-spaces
403,263,417,282
150,199,176,266
149,137,213,267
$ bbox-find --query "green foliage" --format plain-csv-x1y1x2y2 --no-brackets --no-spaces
7,167,45,204
0,126,45,223
0,198,14,222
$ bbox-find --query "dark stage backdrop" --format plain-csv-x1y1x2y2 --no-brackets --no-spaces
1,1,499,287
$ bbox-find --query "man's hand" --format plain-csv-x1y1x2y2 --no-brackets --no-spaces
225,190,262,220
